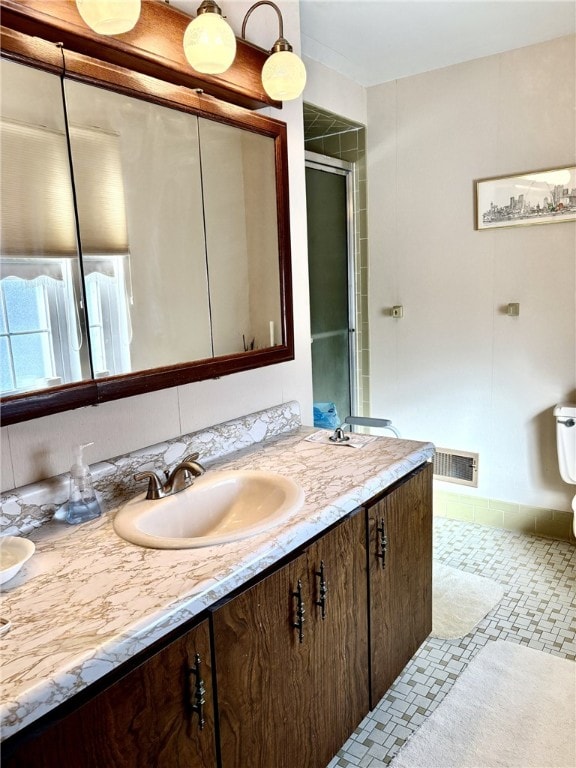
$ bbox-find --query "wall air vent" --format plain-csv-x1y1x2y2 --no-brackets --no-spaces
433,448,479,487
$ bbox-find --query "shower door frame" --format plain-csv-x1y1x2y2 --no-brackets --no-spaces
305,150,358,419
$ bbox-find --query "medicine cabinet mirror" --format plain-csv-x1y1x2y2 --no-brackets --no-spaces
0,8,293,425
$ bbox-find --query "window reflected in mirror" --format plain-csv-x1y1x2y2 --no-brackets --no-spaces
0,59,91,396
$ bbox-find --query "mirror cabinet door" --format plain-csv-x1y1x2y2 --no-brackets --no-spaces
63,79,213,375
0,44,292,424
198,118,282,357
0,59,91,396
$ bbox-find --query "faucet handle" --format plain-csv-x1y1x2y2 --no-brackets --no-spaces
164,455,206,494
134,470,164,500
176,452,205,478
181,451,200,463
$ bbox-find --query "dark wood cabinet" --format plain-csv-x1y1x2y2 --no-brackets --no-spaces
305,512,370,765
366,463,433,707
2,619,217,768
211,553,312,768
212,509,369,768
2,464,433,767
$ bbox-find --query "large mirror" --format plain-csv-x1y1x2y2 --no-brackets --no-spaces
0,28,292,424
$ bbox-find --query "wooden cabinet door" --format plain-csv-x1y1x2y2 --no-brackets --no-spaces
2,619,217,768
213,511,370,768
212,552,315,768
306,509,369,766
367,463,433,708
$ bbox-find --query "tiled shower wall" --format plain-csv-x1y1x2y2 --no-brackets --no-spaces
304,104,370,417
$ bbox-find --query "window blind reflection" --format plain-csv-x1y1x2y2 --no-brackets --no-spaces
67,125,129,255
0,120,78,256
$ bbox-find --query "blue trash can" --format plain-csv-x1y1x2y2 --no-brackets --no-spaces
313,402,340,430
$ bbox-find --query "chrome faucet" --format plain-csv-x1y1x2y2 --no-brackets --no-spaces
134,452,206,500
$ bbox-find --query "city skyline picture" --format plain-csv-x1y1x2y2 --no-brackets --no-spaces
476,166,576,230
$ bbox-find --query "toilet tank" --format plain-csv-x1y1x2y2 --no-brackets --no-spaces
554,404,576,484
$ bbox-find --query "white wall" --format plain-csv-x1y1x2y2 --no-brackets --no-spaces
303,55,367,126
0,0,313,491
367,35,576,511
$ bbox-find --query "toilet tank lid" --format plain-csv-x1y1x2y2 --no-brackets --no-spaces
554,403,576,418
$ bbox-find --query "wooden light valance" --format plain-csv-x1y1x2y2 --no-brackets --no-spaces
0,0,280,111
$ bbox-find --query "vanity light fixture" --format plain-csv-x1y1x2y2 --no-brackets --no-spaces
73,0,305,103
242,1,306,101
75,0,141,35
183,0,237,75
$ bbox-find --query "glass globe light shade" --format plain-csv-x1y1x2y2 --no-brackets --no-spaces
183,13,237,75
261,50,307,101
75,0,141,35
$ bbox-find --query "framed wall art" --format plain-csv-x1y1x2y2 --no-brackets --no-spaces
476,166,576,230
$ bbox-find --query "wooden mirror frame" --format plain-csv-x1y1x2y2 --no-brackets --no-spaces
0,0,294,425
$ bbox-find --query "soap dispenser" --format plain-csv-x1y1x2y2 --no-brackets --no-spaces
59,442,103,525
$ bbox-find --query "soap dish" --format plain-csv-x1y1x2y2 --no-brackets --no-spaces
0,536,35,586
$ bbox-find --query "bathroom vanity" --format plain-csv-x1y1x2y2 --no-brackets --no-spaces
0,413,434,768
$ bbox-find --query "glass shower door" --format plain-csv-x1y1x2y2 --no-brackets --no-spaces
305,156,355,425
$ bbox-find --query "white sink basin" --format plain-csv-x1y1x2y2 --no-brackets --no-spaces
113,470,304,549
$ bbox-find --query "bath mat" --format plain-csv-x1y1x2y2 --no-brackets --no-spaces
390,640,576,768
432,562,505,639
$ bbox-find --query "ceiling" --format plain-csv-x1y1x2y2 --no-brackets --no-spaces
300,0,576,87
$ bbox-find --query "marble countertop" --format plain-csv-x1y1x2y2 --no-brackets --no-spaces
0,427,434,741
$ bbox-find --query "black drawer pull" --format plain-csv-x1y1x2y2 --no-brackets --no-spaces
292,579,306,643
315,560,328,619
376,518,388,569
189,653,206,730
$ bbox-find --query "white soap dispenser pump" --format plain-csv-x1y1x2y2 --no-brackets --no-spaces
64,442,102,524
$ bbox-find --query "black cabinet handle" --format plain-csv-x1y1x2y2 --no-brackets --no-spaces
315,560,328,619
376,518,388,569
292,579,306,643
189,653,206,730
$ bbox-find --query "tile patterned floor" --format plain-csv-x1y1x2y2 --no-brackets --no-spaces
328,517,576,768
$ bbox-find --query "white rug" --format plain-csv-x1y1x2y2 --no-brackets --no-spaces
390,640,576,768
432,563,505,639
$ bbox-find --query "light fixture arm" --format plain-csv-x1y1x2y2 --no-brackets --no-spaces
241,1,293,53
196,0,224,17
